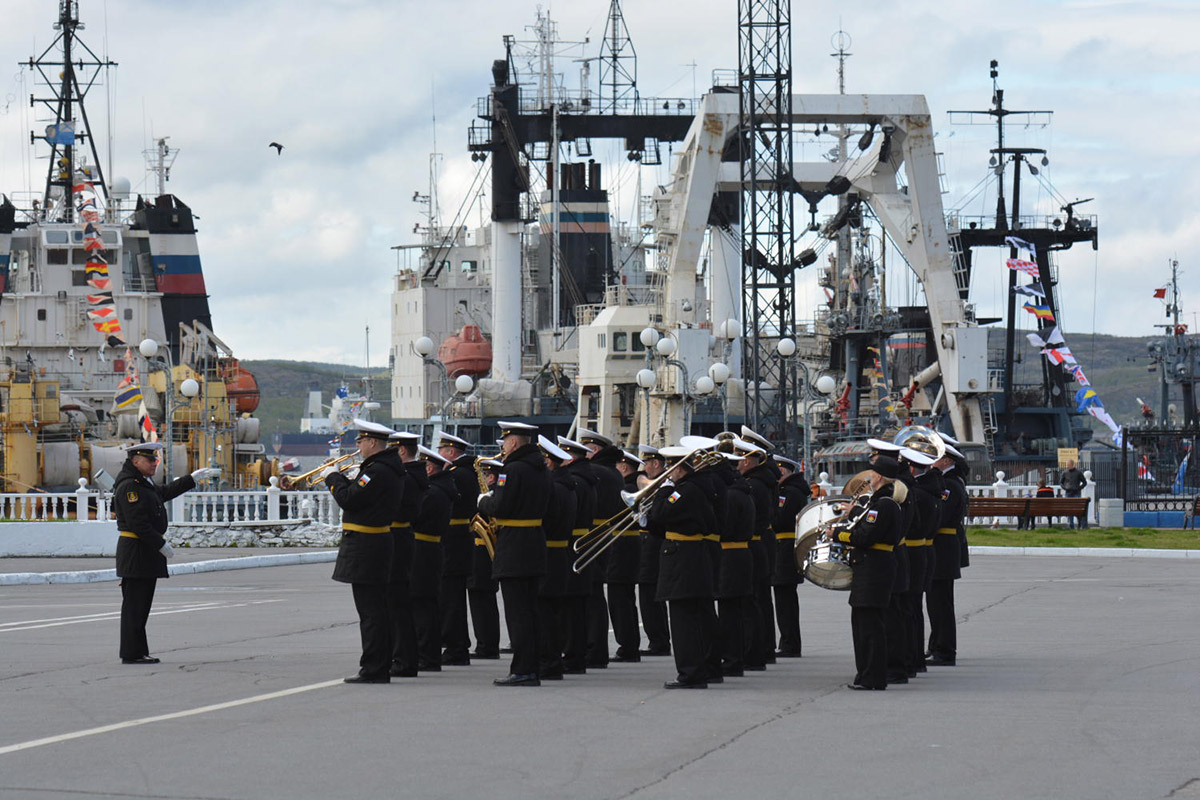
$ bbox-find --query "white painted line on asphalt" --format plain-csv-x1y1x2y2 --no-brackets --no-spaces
0,678,345,756
0,599,283,632
0,550,338,586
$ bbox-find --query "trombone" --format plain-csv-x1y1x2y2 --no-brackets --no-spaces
279,451,359,489
572,449,723,574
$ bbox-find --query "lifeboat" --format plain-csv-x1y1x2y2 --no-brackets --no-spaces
438,325,492,379
219,358,261,414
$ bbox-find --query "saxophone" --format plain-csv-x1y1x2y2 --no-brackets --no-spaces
469,457,497,560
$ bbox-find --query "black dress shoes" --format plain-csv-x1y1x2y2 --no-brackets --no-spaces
389,665,418,677
612,653,641,663
493,673,540,687
417,662,442,672
442,657,471,666
926,655,957,666
775,650,803,659
121,656,160,665
721,667,745,678
538,671,564,681
886,673,910,685
706,674,724,684
664,679,708,689
344,674,390,684
499,646,515,654
472,650,501,660
640,648,671,657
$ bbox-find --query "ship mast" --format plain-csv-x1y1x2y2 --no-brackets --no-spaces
25,0,117,220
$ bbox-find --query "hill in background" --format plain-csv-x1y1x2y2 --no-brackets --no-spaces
241,332,1176,437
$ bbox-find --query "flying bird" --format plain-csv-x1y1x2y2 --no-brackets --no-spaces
268,142,284,155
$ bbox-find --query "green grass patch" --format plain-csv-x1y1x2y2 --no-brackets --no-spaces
967,526,1200,550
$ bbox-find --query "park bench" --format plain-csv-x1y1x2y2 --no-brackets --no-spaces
967,496,1090,527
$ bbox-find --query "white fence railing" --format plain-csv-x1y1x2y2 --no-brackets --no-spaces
813,469,1099,525
0,478,340,527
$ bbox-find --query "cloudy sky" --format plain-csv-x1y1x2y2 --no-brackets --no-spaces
1,0,1196,367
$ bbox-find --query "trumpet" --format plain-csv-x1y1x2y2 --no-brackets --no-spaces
572,449,724,574
279,452,359,490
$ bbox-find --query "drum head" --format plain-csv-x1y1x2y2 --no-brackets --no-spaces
793,495,853,569
804,558,853,590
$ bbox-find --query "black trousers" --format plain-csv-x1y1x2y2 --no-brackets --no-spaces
755,580,775,658
927,578,958,659
468,587,500,656
119,577,157,660
586,580,610,666
607,582,640,659
537,595,565,677
352,583,392,679
439,574,470,660
560,595,589,671
885,593,911,678
905,589,926,671
638,583,670,653
668,597,711,684
388,581,417,672
717,596,749,671
773,584,802,654
500,576,540,677
744,592,766,669
851,606,887,689
411,595,441,668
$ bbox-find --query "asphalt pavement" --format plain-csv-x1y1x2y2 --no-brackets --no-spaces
1,554,1198,800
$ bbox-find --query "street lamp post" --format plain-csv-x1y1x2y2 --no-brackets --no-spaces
138,338,200,483
775,337,835,474
414,336,450,414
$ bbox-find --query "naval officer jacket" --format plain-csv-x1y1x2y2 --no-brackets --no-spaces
476,443,550,580
716,468,755,600
773,471,810,585
540,467,578,597
443,454,479,579
834,486,903,609
744,461,778,585
328,448,404,586
561,458,597,596
411,468,457,597
113,460,195,579
647,472,716,602
933,467,966,581
915,468,945,590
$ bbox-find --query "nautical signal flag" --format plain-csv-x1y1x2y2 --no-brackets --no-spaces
1022,301,1056,322
1013,282,1046,299
43,122,75,145
1075,386,1101,413
1006,258,1040,279
115,381,143,411
1153,288,1168,299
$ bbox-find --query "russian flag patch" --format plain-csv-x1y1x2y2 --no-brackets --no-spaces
357,474,371,487
667,491,681,504
497,474,507,487
778,495,786,507
866,509,879,523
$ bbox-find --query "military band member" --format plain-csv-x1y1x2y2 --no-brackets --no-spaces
647,446,718,688
436,432,476,665
908,443,943,675
635,444,671,656
477,421,551,686
537,436,577,680
716,447,755,677
468,451,503,660
772,455,809,658
112,442,217,664
557,436,599,674
387,430,425,677
608,450,645,662
927,442,968,666
739,436,778,669
411,445,457,671
578,428,623,668
326,420,406,683
834,455,906,691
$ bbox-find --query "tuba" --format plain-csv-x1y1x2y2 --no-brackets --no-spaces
892,424,946,463
468,457,497,560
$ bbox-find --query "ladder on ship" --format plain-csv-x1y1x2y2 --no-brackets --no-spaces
948,232,971,301
981,394,999,459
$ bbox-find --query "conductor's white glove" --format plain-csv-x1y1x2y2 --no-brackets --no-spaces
159,542,175,559
191,467,220,482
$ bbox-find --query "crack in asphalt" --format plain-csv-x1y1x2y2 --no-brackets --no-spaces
0,788,240,800
957,561,1108,626
615,684,843,799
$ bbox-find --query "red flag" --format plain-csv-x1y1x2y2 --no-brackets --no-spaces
1153,288,1167,299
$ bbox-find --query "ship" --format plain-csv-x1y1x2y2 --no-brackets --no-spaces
386,4,1111,487
0,1,267,491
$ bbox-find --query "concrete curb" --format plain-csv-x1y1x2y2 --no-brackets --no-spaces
968,546,1200,559
0,550,338,586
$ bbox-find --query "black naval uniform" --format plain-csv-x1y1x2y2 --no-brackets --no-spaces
477,443,551,680
467,457,502,660
648,471,717,687
885,473,916,684
743,461,778,668
388,458,426,675
690,460,727,677
537,466,577,679
772,470,810,657
606,470,643,661
561,457,598,673
927,465,967,665
412,467,457,670
441,453,478,664
716,464,755,676
912,468,944,672
588,446,627,666
328,448,405,681
113,461,196,662
836,486,903,690
636,475,671,656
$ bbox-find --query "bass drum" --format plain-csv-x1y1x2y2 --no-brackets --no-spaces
793,495,855,590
